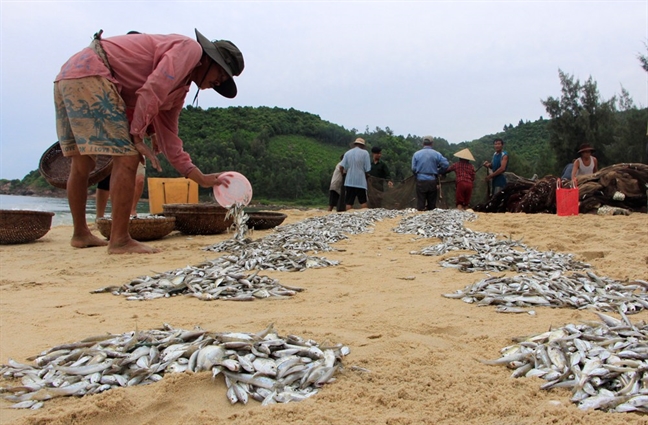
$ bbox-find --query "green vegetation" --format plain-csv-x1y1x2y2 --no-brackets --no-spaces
5,66,646,205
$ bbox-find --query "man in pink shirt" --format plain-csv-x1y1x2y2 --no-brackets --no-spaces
54,29,244,254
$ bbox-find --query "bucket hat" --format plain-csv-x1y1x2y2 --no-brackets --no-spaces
195,29,244,98
354,138,366,146
577,143,595,153
453,148,475,161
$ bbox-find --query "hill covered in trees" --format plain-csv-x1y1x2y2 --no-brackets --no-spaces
4,78,646,206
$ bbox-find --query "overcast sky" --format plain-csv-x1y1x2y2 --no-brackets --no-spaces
1,0,646,180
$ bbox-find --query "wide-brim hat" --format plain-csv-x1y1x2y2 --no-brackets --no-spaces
195,29,244,99
453,148,475,161
577,143,595,153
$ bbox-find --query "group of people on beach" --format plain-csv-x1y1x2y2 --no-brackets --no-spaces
52,28,600,256
329,136,600,214
328,137,510,213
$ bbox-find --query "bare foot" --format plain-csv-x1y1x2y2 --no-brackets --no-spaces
108,239,161,254
71,234,109,248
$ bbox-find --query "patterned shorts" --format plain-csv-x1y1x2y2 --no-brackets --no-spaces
54,76,138,157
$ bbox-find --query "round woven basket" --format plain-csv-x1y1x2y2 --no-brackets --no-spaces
162,203,233,235
96,216,176,241
39,142,113,189
246,212,287,230
0,210,55,244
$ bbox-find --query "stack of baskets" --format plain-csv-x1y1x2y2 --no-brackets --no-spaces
0,210,55,244
96,216,176,241
162,203,233,235
39,142,112,189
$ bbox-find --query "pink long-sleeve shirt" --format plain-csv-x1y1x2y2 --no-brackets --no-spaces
55,33,203,177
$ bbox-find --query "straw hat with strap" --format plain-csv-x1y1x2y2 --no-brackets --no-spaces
453,148,475,161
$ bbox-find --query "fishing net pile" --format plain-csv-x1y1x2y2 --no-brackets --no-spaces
474,163,648,214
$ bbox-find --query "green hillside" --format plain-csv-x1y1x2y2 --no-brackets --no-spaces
4,103,645,206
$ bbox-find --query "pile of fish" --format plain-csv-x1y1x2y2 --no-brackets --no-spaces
92,262,303,302
95,208,409,301
393,209,476,240
482,312,648,412
393,209,648,313
0,324,350,409
438,244,588,273
443,271,648,314
225,203,250,242
394,209,588,273
203,209,410,273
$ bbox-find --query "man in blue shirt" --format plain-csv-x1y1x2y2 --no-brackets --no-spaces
411,136,449,211
340,138,372,210
484,138,509,194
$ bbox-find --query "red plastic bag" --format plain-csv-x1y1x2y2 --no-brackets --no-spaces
556,179,579,216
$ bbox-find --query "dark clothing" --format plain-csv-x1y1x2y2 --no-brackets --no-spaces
368,160,391,180
345,186,368,206
97,175,111,191
329,190,341,209
415,180,438,211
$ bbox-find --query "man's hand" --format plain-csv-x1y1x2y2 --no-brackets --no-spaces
133,136,161,172
188,170,231,188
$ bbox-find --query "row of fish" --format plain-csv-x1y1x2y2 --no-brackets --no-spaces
394,210,588,273
482,312,648,412
442,271,648,314
393,209,648,314
97,208,409,301
0,324,350,409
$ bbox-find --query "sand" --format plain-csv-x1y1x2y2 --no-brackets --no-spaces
0,210,647,425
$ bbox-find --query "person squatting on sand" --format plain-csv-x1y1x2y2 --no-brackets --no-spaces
340,138,372,210
443,148,476,210
54,29,244,253
412,136,449,211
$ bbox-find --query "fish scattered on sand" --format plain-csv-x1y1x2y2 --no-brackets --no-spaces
394,209,588,273
443,271,648,314
482,312,648,412
0,324,350,408
95,209,410,301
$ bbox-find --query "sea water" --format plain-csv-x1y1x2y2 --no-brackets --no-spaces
0,194,149,227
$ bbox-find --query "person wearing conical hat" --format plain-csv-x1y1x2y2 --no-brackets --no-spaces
571,143,598,181
443,148,476,210
53,28,244,254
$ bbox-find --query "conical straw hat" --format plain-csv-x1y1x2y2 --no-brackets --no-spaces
453,148,475,161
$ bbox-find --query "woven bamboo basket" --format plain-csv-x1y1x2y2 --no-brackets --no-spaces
96,216,176,241
39,142,113,189
162,203,233,235
0,210,55,244
246,212,287,230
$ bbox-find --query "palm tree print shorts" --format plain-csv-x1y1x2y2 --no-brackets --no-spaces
54,76,138,157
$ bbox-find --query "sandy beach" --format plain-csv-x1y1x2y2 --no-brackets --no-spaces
0,209,647,425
